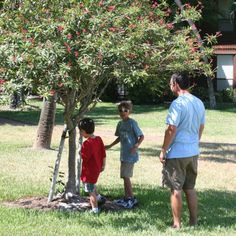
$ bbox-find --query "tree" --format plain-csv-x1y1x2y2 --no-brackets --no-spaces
0,0,216,195
174,0,216,108
33,93,57,149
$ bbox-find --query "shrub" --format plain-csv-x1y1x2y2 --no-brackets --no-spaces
216,88,236,103
191,86,209,101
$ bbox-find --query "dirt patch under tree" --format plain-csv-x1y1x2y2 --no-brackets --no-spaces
2,194,125,213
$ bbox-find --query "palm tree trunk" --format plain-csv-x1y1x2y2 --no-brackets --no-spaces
174,0,216,108
34,93,57,149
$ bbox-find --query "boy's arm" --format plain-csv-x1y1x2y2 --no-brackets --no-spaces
131,134,144,154
134,135,144,148
105,137,120,150
101,158,106,171
80,142,91,162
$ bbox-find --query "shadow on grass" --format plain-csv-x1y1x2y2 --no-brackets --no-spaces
52,186,236,232
141,142,236,161
1,102,235,127
200,142,236,163
197,189,236,227
205,103,236,113
0,104,164,127
140,147,160,157
1,186,235,233
0,110,41,126
89,104,166,115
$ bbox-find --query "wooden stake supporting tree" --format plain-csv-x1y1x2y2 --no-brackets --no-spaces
48,125,68,203
76,135,83,195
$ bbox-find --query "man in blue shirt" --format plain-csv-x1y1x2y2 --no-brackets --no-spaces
159,73,205,229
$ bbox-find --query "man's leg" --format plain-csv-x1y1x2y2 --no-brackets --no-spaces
170,189,182,228
184,189,198,226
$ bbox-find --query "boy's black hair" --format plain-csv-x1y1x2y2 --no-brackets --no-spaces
118,101,133,112
78,118,94,134
171,73,190,90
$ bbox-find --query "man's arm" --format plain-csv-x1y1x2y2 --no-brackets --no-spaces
199,124,204,140
159,124,177,163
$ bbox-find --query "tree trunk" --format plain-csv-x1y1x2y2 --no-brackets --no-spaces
34,94,57,149
65,124,77,194
174,0,216,108
76,134,83,194
9,91,20,109
206,78,216,108
63,89,77,194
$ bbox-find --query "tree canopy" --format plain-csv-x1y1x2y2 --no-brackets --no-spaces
0,0,217,106
0,0,218,193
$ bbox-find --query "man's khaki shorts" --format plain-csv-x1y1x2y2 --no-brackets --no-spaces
162,156,198,190
120,162,134,178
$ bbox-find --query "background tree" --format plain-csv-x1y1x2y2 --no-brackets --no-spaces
33,93,57,149
0,0,216,195
174,0,216,108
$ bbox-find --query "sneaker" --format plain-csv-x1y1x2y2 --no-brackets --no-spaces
113,198,126,206
121,197,138,209
89,208,100,214
97,195,106,205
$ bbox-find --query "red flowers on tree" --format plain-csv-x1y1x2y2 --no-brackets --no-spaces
57,26,64,32
107,5,116,12
0,0,217,194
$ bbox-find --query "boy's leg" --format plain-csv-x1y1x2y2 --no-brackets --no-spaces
120,177,138,209
114,162,137,208
95,186,106,204
123,177,133,198
120,162,134,198
89,191,98,209
83,182,99,213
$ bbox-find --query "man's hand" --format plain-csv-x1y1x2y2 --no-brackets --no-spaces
159,149,166,164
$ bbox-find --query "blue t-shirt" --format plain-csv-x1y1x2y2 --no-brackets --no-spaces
115,118,143,163
166,93,205,158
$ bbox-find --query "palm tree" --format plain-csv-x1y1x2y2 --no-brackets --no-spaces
33,94,57,149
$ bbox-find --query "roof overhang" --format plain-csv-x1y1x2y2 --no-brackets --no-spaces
213,44,236,55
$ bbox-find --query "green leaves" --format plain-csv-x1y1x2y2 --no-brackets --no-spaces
0,0,216,105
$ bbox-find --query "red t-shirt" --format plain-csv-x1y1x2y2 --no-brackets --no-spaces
80,136,106,184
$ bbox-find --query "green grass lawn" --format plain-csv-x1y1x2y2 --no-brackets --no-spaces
0,101,236,236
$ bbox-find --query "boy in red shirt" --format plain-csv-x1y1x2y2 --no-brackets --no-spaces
78,118,106,213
